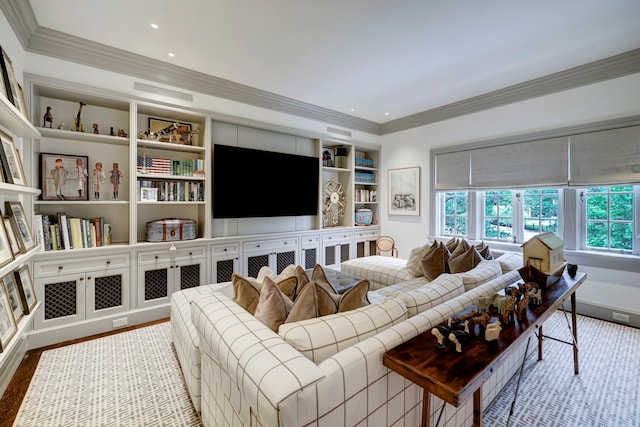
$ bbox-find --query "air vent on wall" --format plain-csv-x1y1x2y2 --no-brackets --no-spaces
327,127,352,138
134,82,193,102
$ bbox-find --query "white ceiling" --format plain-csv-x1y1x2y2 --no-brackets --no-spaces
27,0,640,124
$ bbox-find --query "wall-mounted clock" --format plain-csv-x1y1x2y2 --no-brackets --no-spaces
322,180,346,227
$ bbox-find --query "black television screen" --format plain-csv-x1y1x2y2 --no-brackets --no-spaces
213,144,319,219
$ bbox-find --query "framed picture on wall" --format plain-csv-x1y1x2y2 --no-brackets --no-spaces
3,216,20,255
0,130,27,185
5,201,36,253
40,153,89,200
149,117,193,145
0,46,16,106
388,166,420,216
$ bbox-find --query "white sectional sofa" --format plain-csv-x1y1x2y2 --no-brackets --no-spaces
171,249,526,426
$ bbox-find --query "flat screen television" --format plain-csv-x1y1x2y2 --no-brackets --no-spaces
213,144,319,219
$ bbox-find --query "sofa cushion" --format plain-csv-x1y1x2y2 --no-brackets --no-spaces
340,256,414,290
393,273,465,317
406,240,435,276
278,297,408,363
232,273,262,314
458,259,503,291
496,252,524,274
253,276,296,331
337,279,370,312
420,241,451,281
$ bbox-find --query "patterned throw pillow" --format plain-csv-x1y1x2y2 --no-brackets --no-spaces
420,241,451,281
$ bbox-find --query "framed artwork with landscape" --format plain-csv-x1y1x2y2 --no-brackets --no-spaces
388,166,420,216
40,153,89,201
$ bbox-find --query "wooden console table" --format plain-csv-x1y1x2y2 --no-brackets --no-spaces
383,272,587,427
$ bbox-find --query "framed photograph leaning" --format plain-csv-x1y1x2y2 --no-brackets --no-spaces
40,153,89,200
388,166,420,216
2,273,23,323
5,201,36,253
14,265,37,315
0,217,15,268
0,284,17,352
0,130,27,186
3,216,20,255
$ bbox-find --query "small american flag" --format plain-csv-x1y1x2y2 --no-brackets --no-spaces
137,156,171,174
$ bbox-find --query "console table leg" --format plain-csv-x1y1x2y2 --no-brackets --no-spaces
538,324,543,361
571,293,579,374
473,388,482,426
422,390,431,427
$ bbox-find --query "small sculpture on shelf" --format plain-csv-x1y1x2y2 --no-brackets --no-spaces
449,324,471,353
528,283,542,305
93,123,99,134
469,312,491,336
75,158,88,197
109,162,123,199
43,106,53,128
117,128,127,138
92,162,106,200
74,101,86,132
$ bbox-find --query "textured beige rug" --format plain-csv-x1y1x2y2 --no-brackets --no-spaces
13,322,200,427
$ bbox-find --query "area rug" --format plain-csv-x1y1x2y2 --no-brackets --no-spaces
13,322,201,427
484,311,640,427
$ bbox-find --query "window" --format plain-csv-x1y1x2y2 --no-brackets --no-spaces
484,190,514,241
443,191,468,236
583,186,633,251
523,189,559,241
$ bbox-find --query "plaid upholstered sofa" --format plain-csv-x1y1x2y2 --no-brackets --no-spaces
174,251,528,426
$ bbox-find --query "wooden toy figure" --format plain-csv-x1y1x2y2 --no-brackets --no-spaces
74,101,86,132
43,106,53,128
110,162,123,199
93,123,99,134
51,158,68,199
92,162,106,199
75,158,88,197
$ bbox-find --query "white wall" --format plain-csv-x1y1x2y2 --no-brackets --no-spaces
379,72,640,324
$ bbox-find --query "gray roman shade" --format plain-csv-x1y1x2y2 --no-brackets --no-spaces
569,126,640,186
434,151,470,190
469,137,569,189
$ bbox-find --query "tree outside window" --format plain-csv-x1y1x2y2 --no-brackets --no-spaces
585,186,633,250
484,190,513,241
443,192,467,236
523,189,558,241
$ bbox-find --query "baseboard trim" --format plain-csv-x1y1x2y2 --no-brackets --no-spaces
563,300,640,329
26,305,170,350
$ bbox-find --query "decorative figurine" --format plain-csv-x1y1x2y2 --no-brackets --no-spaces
51,158,68,200
118,128,127,138
43,106,53,128
449,327,471,353
93,123,99,134
110,126,115,136
431,327,447,349
74,101,86,132
485,321,502,342
58,122,65,130
470,312,491,336
92,162,106,199
75,158,88,197
110,162,123,199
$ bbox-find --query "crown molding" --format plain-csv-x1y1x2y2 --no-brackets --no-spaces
2,0,639,136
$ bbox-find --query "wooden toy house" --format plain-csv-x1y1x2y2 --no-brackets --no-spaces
520,232,566,288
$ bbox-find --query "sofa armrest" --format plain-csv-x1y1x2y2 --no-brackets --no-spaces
191,293,324,425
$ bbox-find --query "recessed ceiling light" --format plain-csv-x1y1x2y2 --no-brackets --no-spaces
350,108,356,112
168,53,175,57
384,112,390,116
150,23,159,29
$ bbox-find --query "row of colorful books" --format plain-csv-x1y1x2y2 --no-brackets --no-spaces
138,180,204,202
35,213,112,251
136,156,205,176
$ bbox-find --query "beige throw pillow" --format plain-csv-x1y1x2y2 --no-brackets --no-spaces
406,240,436,277
232,273,261,314
253,277,294,331
337,279,370,312
448,245,483,273
420,241,451,281
311,264,339,294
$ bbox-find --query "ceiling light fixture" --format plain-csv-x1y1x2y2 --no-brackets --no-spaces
168,53,175,57
384,112,390,116
150,23,159,29
350,108,355,112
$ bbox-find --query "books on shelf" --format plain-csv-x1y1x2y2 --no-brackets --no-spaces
137,156,204,176
36,212,112,251
138,179,204,202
